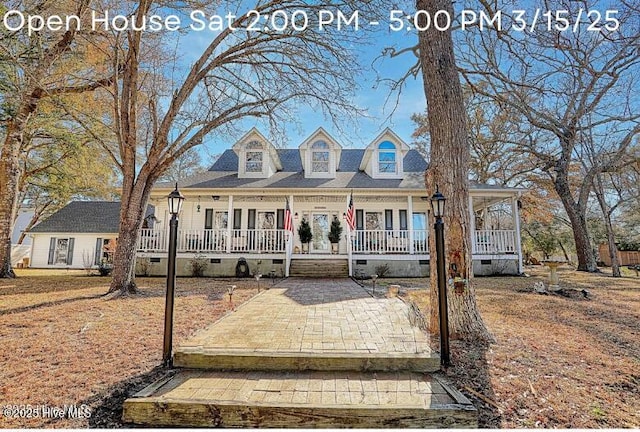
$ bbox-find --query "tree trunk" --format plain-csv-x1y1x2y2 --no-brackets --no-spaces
554,175,598,272
593,175,621,277
417,0,492,341
108,177,153,295
0,131,24,278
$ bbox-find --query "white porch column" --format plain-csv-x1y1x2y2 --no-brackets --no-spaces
512,195,524,274
407,195,414,254
226,195,233,253
469,194,476,254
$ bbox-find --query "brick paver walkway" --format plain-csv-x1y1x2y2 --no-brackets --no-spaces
180,278,432,355
123,278,477,427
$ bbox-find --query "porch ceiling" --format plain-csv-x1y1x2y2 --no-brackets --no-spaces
472,195,513,210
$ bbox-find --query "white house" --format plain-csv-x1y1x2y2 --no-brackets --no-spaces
28,128,524,277
28,201,153,270
138,127,525,278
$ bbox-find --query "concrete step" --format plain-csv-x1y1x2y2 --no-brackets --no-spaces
123,370,477,428
173,347,440,373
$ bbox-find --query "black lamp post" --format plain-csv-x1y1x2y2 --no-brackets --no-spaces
431,188,451,367
163,183,184,367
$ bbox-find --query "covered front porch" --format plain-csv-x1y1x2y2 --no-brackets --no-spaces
138,188,523,277
137,227,518,257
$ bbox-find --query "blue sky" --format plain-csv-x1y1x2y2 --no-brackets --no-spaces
171,12,426,154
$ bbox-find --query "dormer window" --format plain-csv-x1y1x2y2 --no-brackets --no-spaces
378,141,397,174
233,130,282,178
298,128,342,179
311,140,330,173
245,141,264,173
359,129,408,179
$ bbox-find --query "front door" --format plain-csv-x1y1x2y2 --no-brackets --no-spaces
311,213,329,253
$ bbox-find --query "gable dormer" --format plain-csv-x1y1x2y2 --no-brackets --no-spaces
232,128,282,178
359,128,409,179
298,128,342,179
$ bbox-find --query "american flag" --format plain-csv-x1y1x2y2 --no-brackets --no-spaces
345,192,356,231
284,198,293,232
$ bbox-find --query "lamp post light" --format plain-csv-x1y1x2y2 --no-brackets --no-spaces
371,274,378,296
431,188,451,367
163,183,184,367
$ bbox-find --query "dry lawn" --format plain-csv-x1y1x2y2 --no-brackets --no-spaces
398,266,639,428
0,270,259,428
1,267,638,428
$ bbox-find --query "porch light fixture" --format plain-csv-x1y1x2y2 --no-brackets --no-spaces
294,212,299,220
430,186,450,367
212,195,220,201
430,188,445,218
163,183,185,367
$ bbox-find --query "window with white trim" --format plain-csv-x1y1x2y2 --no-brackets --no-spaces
378,141,397,174
245,140,264,173
311,140,330,173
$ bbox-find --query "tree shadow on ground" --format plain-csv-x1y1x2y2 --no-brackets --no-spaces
79,365,174,428
282,278,371,305
0,293,105,316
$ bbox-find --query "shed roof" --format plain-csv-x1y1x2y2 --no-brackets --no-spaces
29,201,154,234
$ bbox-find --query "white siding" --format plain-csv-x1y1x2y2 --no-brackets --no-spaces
30,233,116,269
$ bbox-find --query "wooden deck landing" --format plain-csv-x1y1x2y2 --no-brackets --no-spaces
123,370,476,428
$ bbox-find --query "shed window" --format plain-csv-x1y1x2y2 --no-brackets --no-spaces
48,237,75,265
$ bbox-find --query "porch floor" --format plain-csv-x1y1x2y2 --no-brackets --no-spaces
123,278,476,427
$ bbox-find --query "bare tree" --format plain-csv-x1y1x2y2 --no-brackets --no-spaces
70,0,383,294
457,0,640,272
412,88,540,187
591,160,640,275
416,0,492,340
158,148,206,183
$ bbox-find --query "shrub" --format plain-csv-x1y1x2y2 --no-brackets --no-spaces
136,258,150,277
298,218,313,244
375,263,390,278
328,216,343,243
189,255,208,277
98,261,113,276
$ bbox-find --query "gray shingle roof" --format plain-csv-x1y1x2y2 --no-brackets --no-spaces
29,201,154,234
162,148,521,192
209,149,428,173
181,148,429,190
185,171,425,190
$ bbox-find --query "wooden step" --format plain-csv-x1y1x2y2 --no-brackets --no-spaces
123,370,477,428
173,348,440,373
289,259,349,277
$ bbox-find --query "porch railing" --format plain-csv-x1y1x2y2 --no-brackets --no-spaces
138,229,167,252
473,230,516,254
137,228,287,254
138,228,517,256
351,230,429,254
229,229,287,253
